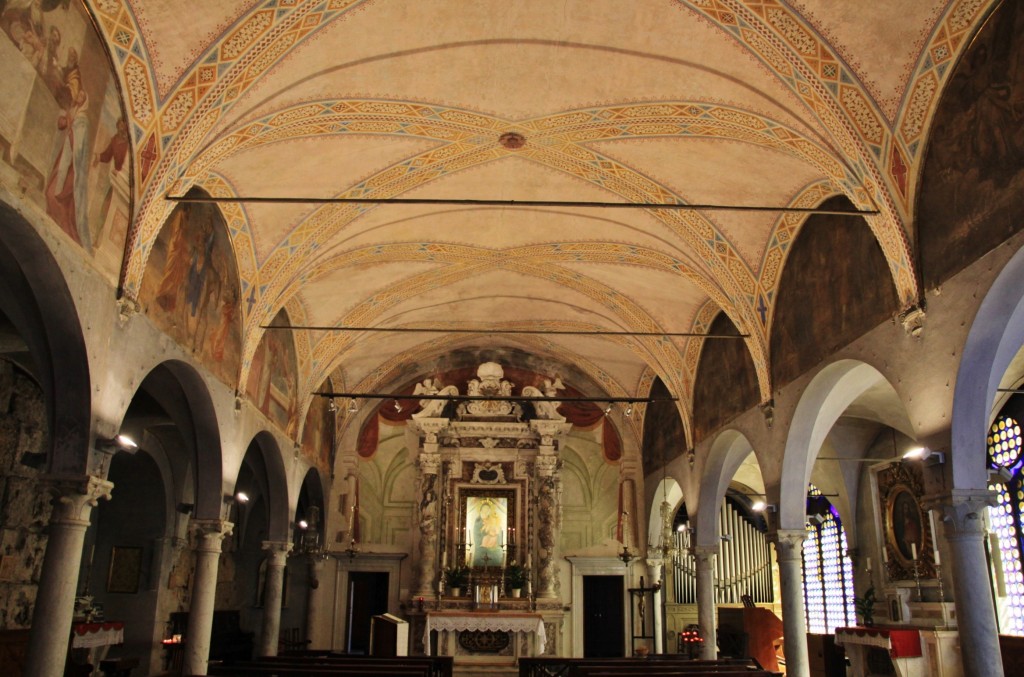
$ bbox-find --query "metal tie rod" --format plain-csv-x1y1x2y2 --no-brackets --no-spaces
265,324,748,338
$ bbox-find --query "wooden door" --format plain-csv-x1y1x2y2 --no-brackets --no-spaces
347,571,389,654
583,575,624,658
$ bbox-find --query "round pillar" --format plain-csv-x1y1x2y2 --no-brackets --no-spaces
936,492,1004,677
771,529,809,677
25,476,113,677
693,545,717,660
258,541,293,657
184,520,233,676
305,555,326,648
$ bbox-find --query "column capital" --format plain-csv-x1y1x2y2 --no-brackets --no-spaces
418,450,441,475
191,519,234,553
692,544,718,565
536,454,560,477
923,489,997,539
44,475,114,525
769,529,807,560
262,540,293,566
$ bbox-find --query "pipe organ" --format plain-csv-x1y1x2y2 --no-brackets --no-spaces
672,500,773,605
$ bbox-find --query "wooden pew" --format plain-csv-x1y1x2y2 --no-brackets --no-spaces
256,653,452,677
518,656,773,677
207,654,452,677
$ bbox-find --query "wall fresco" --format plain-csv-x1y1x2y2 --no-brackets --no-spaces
246,310,298,436
138,193,242,387
0,0,130,276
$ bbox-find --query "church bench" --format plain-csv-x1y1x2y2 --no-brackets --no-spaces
206,666,428,677
255,653,452,676
518,656,769,677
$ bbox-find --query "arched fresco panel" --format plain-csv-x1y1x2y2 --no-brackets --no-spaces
245,308,298,436
302,377,335,473
0,0,130,274
918,0,1024,287
138,191,242,386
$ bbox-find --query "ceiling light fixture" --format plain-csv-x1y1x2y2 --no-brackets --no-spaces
327,398,337,413
348,399,357,414
902,447,945,465
96,434,138,453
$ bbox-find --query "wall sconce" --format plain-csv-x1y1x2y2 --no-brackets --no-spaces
751,500,776,513
97,434,138,453
226,491,250,504
297,519,309,530
902,447,945,465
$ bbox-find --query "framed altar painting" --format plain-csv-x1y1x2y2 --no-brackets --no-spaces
459,487,517,569
872,461,938,581
107,546,142,594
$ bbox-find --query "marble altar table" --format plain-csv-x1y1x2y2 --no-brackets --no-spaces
836,626,922,677
424,611,545,657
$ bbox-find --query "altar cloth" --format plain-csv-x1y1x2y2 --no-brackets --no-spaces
423,612,545,656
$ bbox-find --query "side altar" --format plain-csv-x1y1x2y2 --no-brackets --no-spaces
405,362,568,665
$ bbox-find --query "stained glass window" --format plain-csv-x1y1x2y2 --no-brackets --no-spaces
987,415,1024,635
802,485,856,633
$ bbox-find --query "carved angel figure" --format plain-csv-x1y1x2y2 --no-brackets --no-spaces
411,379,460,419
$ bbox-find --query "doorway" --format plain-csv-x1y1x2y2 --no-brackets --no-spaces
346,571,389,654
582,575,624,657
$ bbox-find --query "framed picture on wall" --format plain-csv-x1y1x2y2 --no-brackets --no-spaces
458,486,518,570
871,461,937,582
107,546,142,594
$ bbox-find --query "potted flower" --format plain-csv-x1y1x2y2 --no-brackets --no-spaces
444,566,470,596
505,561,529,597
855,586,876,626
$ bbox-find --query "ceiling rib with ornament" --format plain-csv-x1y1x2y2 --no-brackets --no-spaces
91,0,985,445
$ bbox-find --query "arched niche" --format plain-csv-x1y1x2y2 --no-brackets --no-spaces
0,200,90,475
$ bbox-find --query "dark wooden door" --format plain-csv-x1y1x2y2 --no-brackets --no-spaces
583,575,624,658
347,571,389,654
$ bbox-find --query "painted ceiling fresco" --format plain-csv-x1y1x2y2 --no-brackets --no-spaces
78,0,997,447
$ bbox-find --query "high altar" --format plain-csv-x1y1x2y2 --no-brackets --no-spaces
403,362,570,667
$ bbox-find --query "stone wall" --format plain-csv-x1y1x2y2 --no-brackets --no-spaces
0,360,51,629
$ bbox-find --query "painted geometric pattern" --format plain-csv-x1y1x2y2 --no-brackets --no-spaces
88,0,369,295
218,101,838,385
894,0,991,212
679,0,917,304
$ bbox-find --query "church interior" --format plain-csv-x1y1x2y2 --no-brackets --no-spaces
1,1,1024,676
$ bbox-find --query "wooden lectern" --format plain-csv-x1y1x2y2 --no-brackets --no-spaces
370,613,409,656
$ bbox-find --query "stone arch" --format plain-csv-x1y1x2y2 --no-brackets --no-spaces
951,243,1024,489
0,200,91,475
695,430,757,548
129,360,223,520
779,360,896,530
247,430,292,540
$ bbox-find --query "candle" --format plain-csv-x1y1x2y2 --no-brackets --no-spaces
866,557,872,572
526,553,532,570
911,542,918,561
934,547,940,565
442,549,448,568
882,547,889,563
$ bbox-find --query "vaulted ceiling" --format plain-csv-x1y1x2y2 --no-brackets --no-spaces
94,0,987,446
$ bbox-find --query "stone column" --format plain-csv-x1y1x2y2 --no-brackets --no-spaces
258,541,293,656
305,555,326,648
414,448,441,597
770,529,809,677
932,491,1003,677
693,545,717,660
25,476,113,677
535,456,560,599
646,558,664,653
184,520,234,676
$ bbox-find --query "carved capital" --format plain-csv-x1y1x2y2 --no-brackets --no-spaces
262,540,293,567
769,529,807,561
925,489,996,541
45,475,114,526
191,519,234,553
898,304,926,338
692,544,718,567
419,451,441,475
535,455,559,478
